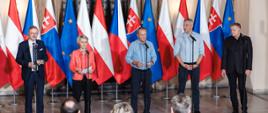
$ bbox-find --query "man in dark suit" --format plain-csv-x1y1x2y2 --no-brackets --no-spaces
221,23,253,113
16,26,48,113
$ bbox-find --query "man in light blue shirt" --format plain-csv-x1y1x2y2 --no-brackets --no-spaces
126,27,156,113
173,19,204,113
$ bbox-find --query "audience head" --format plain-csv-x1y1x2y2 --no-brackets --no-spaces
61,98,81,113
171,94,192,113
110,102,134,113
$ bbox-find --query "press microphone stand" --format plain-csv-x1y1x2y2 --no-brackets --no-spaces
190,34,195,112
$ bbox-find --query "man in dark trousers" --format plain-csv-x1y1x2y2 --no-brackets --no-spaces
222,23,253,113
16,26,48,113
173,19,204,113
126,27,157,113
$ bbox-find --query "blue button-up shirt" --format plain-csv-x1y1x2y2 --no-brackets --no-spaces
126,40,157,70
174,32,204,63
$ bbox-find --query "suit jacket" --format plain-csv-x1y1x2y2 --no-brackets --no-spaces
221,34,253,74
69,49,96,80
16,40,48,81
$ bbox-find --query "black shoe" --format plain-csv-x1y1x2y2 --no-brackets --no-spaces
194,111,201,113
232,110,238,113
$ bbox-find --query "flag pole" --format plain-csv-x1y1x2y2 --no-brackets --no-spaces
66,82,69,98
10,91,17,105
213,81,220,99
99,84,106,102
49,88,58,104
212,81,220,106
162,81,170,100
114,83,121,102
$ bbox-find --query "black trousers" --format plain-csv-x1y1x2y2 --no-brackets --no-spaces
227,72,247,113
131,68,152,113
24,72,44,113
73,76,93,113
178,65,200,112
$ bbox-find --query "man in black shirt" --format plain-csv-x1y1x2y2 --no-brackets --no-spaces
221,23,253,113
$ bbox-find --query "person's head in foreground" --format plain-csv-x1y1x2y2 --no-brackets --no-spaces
61,98,81,113
171,94,192,113
110,102,134,113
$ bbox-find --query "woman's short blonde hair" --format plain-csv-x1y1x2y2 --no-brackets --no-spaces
110,102,133,113
77,35,88,44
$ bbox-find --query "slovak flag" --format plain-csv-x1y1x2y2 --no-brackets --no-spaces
174,0,189,39
208,0,224,80
126,0,141,43
41,0,66,87
157,0,178,81
77,0,97,81
22,0,39,40
193,0,212,80
5,0,24,90
109,0,131,84
92,0,114,85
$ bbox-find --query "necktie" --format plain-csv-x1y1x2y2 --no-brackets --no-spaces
32,43,38,71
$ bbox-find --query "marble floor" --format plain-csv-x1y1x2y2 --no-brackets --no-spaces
0,88,268,113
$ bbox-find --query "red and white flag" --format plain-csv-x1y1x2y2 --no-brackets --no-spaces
157,0,178,81
77,0,93,51
0,17,10,88
5,0,24,90
77,0,97,81
174,0,189,39
92,0,114,85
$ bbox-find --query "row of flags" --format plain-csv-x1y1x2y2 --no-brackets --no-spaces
0,0,235,90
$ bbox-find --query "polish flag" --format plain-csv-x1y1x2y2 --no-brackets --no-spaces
92,0,114,85
109,0,131,84
174,0,189,39
77,0,97,81
0,17,10,88
126,0,141,43
157,0,178,81
5,0,24,90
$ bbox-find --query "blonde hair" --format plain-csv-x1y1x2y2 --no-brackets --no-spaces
77,35,88,44
110,102,133,113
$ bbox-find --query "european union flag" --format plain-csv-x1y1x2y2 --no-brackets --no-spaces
222,0,235,38
142,0,163,83
60,0,79,86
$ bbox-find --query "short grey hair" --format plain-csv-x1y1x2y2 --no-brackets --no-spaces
171,94,192,113
110,102,133,113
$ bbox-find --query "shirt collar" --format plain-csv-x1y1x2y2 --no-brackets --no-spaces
137,40,147,45
28,39,37,44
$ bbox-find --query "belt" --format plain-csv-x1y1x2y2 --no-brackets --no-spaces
184,62,197,65
133,68,150,72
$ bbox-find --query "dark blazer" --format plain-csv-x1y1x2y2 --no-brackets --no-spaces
16,40,48,81
221,34,253,74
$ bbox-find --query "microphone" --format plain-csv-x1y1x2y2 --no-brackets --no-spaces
190,35,196,41
144,42,149,49
85,49,89,54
